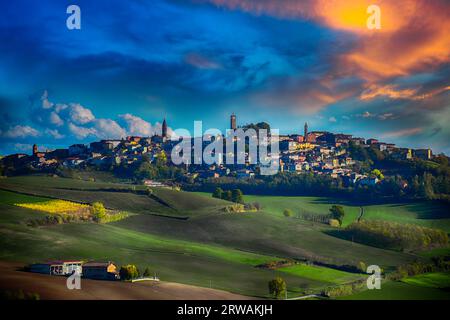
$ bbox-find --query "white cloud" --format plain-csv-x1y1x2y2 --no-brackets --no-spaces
41,90,53,109
45,128,65,139
95,119,126,139
1,125,40,138
69,103,95,124
328,116,337,122
5,91,171,144
68,122,97,140
120,113,153,136
49,111,64,126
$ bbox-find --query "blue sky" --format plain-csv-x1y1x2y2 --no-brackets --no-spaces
0,0,449,155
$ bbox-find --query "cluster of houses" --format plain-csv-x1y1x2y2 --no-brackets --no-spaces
275,127,432,187
1,115,434,187
29,260,119,280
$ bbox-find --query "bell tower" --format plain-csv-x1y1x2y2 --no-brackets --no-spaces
304,122,308,143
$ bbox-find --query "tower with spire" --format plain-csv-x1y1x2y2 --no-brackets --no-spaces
230,113,237,130
162,118,168,138
304,122,308,143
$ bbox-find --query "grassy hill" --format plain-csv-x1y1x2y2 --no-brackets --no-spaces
0,176,447,299
237,193,450,231
0,176,228,219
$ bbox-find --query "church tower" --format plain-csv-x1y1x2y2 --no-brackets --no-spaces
304,122,308,143
32,144,38,156
230,114,237,130
162,118,168,138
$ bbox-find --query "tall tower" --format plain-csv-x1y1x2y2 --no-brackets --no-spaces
162,118,168,138
230,114,237,130
32,144,38,156
304,122,308,143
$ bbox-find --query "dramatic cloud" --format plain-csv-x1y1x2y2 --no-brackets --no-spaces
205,0,450,82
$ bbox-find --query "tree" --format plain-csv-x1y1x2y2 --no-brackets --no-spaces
222,190,233,202
134,161,157,180
143,267,151,277
283,209,293,217
329,205,345,226
268,277,286,299
156,151,167,166
371,169,384,180
119,264,139,280
231,189,244,203
91,202,106,221
212,187,224,199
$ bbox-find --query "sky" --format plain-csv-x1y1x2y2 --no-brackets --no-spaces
0,0,449,155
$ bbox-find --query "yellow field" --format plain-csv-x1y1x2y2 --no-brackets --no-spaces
14,199,90,214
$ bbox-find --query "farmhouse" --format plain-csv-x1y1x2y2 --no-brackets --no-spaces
82,261,119,280
29,260,83,276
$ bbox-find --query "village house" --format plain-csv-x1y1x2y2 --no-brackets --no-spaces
29,260,83,276
82,261,119,280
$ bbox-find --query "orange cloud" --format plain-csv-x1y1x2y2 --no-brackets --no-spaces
360,84,450,101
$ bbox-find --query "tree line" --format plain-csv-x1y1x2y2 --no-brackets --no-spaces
337,220,448,251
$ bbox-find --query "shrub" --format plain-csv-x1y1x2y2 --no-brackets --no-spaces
268,277,286,299
357,261,367,273
231,189,244,203
212,187,223,199
91,202,106,221
283,209,293,217
119,264,139,280
329,205,345,225
328,219,340,227
96,211,129,223
143,267,151,277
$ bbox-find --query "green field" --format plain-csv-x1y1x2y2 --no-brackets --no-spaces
0,176,448,299
277,263,363,284
401,272,450,289
232,193,450,232
340,273,450,300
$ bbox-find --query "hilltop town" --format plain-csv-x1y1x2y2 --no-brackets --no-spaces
0,114,436,189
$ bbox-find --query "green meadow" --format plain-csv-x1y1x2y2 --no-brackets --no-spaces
340,273,450,300
240,193,450,231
